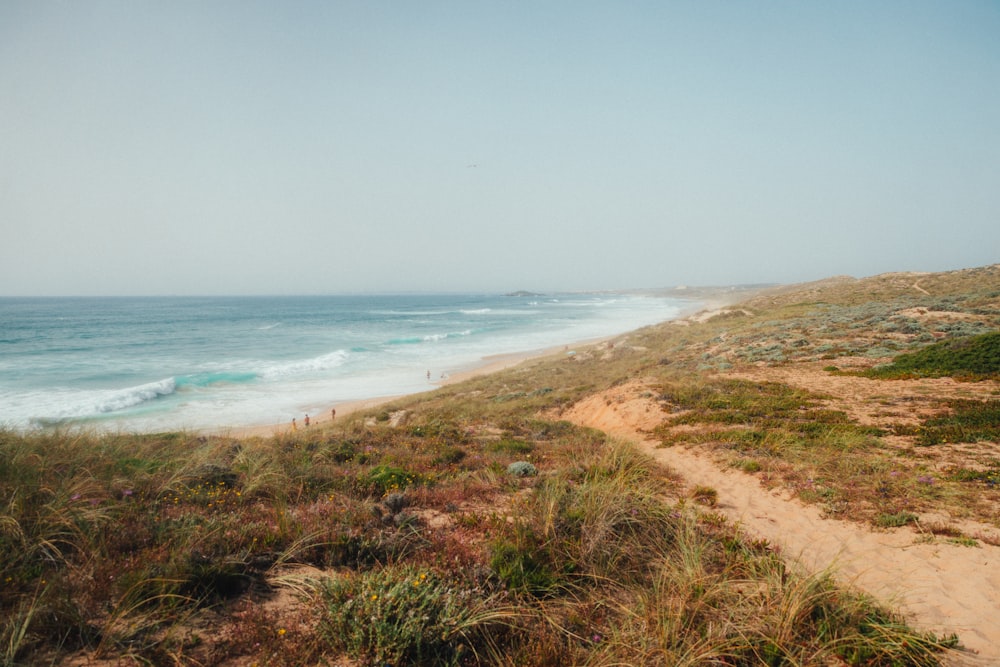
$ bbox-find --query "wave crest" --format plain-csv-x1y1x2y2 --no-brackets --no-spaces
259,350,349,378
387,330,475,345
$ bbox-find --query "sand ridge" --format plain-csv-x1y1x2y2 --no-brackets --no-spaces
559,379,999,666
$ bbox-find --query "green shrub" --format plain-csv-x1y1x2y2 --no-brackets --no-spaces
488,437,534,455
489,539,558,597
866,331,1000,380
506,461,538,478
361,465,423,496
916,400,1000,446
875,511,919,528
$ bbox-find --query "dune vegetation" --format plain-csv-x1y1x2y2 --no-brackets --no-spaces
4,264,1000,666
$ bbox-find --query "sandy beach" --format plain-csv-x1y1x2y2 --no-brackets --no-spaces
214,341,580,439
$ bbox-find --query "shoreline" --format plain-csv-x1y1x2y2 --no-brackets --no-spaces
215,295,742,440
215,341,581,439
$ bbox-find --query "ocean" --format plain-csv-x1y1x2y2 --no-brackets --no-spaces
0,293,689,433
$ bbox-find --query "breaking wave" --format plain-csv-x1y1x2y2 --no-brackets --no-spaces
387,330,475,345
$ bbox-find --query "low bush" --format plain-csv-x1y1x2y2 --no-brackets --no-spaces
916,400,1000,446
866,331,1000,380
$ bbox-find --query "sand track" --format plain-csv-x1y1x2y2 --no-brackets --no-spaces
559,381,1000,666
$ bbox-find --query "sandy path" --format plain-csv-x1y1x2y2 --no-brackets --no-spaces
560,383,1000,666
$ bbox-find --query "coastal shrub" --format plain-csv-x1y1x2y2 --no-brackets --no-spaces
948,465,1000,487
863,345,899,358
936,321,996,337
866,332,1000,380
360,465,423,497
409,418,465,441
915,399,1000,446
489,437,534,455
506,461,537,477
660,379,818,426
325,441,357,463
489,538,559,597
432,445,467,465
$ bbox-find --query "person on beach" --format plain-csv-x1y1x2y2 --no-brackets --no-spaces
331,408,336,421
291,418,297,431
427,370,431,381
304,414,310,427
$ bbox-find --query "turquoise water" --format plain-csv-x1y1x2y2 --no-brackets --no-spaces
0,293,689,432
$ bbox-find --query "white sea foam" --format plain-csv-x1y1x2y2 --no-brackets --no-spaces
94,378,178,412
0,377,178,428
423,329,474,342
258,350,350,378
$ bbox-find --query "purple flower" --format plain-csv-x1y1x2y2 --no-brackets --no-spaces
917,475,935,485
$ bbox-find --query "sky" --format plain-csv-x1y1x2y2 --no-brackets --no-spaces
1,1,998,296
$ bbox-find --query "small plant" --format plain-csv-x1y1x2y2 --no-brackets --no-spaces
317,565,507,666
489,539,558,597
691,485,718,506
432,445,466,465
506,461,537,477
875,511,919,528
488,437,534,455
915,400,1000,446
361,465,423,496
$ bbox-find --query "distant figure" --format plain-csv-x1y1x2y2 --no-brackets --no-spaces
291,418,297,432
427,370,431,381
304,414,310,427
331,408,336,421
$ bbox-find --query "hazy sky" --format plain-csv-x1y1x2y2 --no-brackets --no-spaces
2,2,998,295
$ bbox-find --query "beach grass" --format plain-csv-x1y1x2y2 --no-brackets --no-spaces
0,425,959,665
